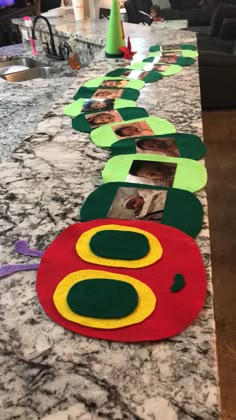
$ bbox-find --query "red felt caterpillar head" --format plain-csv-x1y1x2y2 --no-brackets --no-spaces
36,219,206,342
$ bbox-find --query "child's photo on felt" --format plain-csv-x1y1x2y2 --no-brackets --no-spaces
161,44,181,51
113,121,155,139
107,186,168,222
101,80,129,88
162,51,182,58
92,89,124,99
122,70,149,80
159,56,177,64
85,110,123,128
135,137,180,157
152,64,169,72
126,159,177,187
81,99,115,112
152,55,177,64
143,62,169,72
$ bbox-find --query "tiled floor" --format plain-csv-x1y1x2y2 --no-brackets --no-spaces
203,110,236,420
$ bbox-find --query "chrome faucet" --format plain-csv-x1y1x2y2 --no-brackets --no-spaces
32,15,64,60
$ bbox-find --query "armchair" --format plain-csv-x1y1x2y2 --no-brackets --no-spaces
197,2,236,52
199,51,236,109
159,0,211,26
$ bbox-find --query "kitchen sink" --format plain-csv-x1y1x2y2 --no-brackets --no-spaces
0,58,58,82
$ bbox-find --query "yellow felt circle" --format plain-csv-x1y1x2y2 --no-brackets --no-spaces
53,269,156,329
75,225,163,268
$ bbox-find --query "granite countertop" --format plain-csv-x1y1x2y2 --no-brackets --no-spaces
0,22,220,420
12,11,150,46
0,46,77,160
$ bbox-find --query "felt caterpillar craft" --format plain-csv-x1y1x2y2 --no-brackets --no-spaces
35,219,206,342
0,35,206,344
0,215,206,343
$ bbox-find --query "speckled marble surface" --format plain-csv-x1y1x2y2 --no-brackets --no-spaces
13,9,112,47
0,22,221,420
0,47,77,160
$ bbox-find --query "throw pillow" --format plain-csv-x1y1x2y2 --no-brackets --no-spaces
179,0,200,9
199,0,213,10
169,0,181,8
219,17,236,39
211,3,236,37
213,0,236,9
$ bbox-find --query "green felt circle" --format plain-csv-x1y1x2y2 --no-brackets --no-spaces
149,44,197,52
67,279,138,318
176,57,195,66
89,230,150,260
142,56,195,67
171,274,185,293
142,71,163,83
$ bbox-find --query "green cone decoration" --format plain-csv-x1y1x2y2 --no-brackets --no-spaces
105,0,126,58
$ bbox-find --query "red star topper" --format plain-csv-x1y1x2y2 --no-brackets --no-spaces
120,36,137,60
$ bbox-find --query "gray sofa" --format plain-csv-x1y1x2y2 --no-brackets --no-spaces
159,0,211,26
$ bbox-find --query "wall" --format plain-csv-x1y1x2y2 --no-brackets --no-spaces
92,0,111,18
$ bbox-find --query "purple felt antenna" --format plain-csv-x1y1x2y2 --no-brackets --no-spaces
0,263,40,279
15,240,44,258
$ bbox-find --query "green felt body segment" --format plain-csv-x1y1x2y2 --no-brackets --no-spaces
111,133,206,160
90,117,176,147
72,107,149,133
111,138,137,155
89,230,150,260
80,182,203,238
129,62,182,77
64,98,137,118
67,279,138,318
171,274,185,293
102,154,207,193
149,44,197,52
148,50,198,59
74,86,140,101
105,68,163,83
142,56,195,67
175,57,195,66
106,69,132,78
83,77,145,91
162,186,203,237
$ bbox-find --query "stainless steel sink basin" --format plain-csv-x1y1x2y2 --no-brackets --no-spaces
1,66,58,82
0,58,58,82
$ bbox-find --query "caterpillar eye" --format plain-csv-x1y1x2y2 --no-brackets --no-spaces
76,224,162,268
53,270,156,330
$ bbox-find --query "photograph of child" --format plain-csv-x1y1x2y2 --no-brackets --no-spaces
81,99,115,112
113,121,155,139
125,160,177,187
122,70,149,80
143,63,169,72
135,137,180,157
85,110,123,128
100,80,129,88
159,56,177,64
107,186,167,222
152,64,169,72
162,51,182,58
92,89,124,99
161,44,181,51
